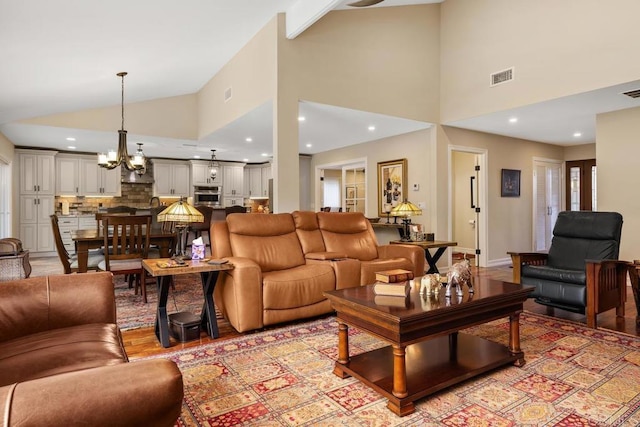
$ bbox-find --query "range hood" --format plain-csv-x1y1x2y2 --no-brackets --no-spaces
121,167,154,184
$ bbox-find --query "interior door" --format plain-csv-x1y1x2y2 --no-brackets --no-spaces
566,159,596,211
533,160,563,251
451,151,481,266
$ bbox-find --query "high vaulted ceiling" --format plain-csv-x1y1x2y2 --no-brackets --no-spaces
1,0,638,162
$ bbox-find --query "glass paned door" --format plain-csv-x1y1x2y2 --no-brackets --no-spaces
566,159,596,211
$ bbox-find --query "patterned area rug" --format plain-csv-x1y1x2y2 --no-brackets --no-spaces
115,274,204,330
140,312,640,426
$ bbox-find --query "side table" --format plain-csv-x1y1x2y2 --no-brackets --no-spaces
390,240,457,274
142,259,234,348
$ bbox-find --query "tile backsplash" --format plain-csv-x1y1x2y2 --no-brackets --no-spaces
55,182,181,215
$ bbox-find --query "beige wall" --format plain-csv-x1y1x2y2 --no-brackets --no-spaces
285,5,440,122
564,143,595,161
20,94,198,140
440,0,640,123
197,17,277,139
439,126,564,264
312,128,432,228
0,133,15,164
596,106,640,261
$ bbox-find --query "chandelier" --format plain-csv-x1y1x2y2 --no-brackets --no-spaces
208,149,219,180
97,72,147,175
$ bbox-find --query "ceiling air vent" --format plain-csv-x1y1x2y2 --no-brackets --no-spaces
224,87,232,102
490,67,514,87
622,89,640,99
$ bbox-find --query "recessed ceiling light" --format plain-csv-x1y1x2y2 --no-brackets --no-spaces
508,117,518,123
573,132,582,137
245,137,253,142
368,125,376,131
261,153,268,157
66,137,76,141
298,116,305,122
243,158,249,162
306,143,312,148
67,146,76,150
193,155,200,159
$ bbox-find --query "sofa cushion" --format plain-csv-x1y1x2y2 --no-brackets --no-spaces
227,213,305,272
263,264,335,310
0,323,127,387
318,212,379,261
293,211,327,254
521,265,586,285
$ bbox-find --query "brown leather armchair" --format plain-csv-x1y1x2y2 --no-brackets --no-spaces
0,272,183,426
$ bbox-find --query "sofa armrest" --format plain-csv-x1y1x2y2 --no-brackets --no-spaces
0,272,116,343
213,257,264,333
377,244,425,277
1,359,183,427
508,252,549,284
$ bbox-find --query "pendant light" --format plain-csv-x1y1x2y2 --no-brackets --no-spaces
97,72,146,174
208,149,219,180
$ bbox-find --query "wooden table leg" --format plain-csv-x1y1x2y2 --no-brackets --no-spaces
154,276,172,348
76,242,89,273
387,344,414,416
200,271,220,338
333,321,350,378
509,311,525,367
425,247,448,274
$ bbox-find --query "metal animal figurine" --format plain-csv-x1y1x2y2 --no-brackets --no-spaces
419,274,440,296
445,257,474,297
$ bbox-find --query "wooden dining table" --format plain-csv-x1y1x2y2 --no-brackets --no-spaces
71,228,176,273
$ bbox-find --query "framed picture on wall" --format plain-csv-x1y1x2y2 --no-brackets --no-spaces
377,158,408,217
501,169,521,197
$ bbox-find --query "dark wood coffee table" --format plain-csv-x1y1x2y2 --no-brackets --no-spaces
323,277,534,416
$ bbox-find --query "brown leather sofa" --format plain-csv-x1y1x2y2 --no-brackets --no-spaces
0,272,183,426
211,211,425,332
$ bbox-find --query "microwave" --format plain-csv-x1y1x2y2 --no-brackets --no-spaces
194,186,222,206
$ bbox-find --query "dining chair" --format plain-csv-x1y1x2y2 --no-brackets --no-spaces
50,215,104,274
98,214,152,302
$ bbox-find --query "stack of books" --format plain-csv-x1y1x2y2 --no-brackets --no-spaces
373,269,413,297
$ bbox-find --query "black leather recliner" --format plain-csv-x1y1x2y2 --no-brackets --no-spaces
509,211,629,328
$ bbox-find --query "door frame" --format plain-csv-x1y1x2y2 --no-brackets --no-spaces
316,157,367,215
448,145,488,267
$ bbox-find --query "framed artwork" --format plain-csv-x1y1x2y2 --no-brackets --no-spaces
346,186,356,200
377,158,408,217
501,169,521,197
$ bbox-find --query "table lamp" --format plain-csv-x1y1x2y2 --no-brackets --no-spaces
391,199,422,242
157,197,204,260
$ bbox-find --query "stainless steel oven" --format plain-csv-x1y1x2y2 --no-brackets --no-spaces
194,186,222,206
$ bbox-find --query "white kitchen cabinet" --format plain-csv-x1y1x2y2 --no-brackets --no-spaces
18,150,56,195
16,150,57,253
223,164,244,198
245,166,262,197
153,160,190,197
223,197,244,207
79,158,121,196
19,195,55,252
56,216,79,253
261,164,272,197
55,155,81,196
191,161,222,186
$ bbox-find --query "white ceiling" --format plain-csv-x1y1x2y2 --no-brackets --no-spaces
1,0,638,163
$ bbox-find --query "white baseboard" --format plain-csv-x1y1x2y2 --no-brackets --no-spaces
487,257,512,268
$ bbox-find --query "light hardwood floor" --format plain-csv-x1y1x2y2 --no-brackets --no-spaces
31,256,640,359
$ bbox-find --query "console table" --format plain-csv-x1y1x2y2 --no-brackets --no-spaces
390,240,457,274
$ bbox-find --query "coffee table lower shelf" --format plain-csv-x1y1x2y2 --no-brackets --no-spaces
333,333,520,416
